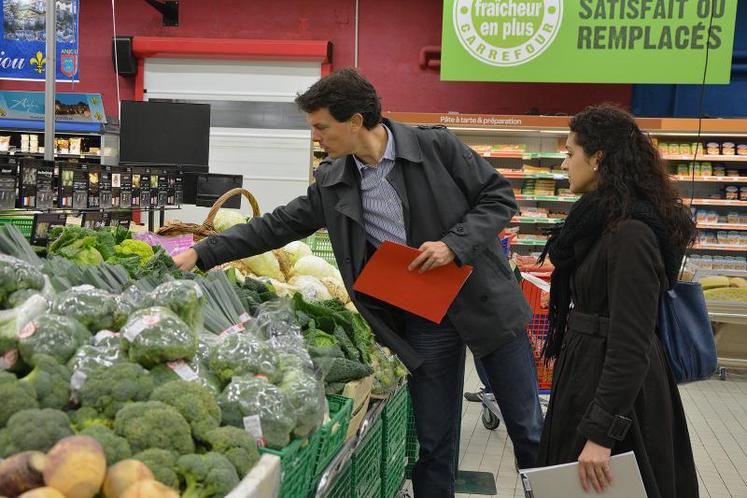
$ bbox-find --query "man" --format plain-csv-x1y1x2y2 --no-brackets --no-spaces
174,68,543,498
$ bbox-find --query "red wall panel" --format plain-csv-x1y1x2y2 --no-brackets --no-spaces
0,0,631,118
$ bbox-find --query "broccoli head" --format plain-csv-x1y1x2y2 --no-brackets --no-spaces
150,380,221,442
0,408,73,457
208,332,278,383
0,255,45,305
149,363,223,396
80,423,132,465
69,406,113,431
6,288,41,308
121,307,198,368
52,286,125,332
151,280,206,333
176,452,239,498
0,376,38,427
19,354,71,410
132,448,180,489
218,375,295,450
202,427,260,478
278,367,325,438
17,312,91,366
114,401,195,455
79,362,155,419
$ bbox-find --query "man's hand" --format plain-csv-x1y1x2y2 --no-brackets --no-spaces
408,241,456,273
578,440,613,493
173,248,199,271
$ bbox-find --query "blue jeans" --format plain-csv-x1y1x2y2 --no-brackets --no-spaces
405,314,543,498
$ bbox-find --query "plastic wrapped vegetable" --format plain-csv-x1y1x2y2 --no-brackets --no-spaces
209,332,278,383
369,344,408,396
121,307,198,368
0,254,45,306
52,285,125,332
217,375,296,449
0,294,49,356
248,299,302,340
17,312,91,366
117,284,156,316
150,280,206,333
278,367,326,438
67,331,127,384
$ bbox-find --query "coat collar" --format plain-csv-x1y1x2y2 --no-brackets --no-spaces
318,118,422,188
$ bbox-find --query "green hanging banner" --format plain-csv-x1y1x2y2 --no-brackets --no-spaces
441,0,738,84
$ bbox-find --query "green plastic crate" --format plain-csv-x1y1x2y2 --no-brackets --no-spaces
259,435,319,498
313,395,354,479
405,393,419,480
0,216,34,239
353,416,383,498
307,230,337,267
324,459,353,498
381,386,409,498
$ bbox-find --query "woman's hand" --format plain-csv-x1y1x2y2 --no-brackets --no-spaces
578,440,613,493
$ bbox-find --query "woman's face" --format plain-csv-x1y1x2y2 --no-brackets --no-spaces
562,132,601,194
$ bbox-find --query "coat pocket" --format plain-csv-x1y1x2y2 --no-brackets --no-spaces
484,249,513,279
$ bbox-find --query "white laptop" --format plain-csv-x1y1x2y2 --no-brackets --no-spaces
519,451,647,498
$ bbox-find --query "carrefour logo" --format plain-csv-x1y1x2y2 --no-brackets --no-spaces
454,0,562,66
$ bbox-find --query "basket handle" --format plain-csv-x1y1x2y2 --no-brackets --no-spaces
203,188,261,228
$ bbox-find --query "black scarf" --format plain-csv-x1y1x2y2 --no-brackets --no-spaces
539,190,684,360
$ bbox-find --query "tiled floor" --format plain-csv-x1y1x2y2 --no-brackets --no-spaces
405,354,747,498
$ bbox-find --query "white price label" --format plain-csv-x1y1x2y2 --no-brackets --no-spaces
0,349,18,370
243,415,266,447
123,315,159,342
94,330,119,345
18,321,37,339
238,313,251,324
167,360,199,382
70,370,88,391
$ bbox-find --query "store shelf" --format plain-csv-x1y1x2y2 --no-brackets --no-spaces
522,152,566,159
0,150,101,159
499,170,568,180
511,216,564,224
672,175,747,183
512,239,548,246
685,199,747,207
0,206,182,214
477,150,525,158
663,154,747,162
515,194,579,202
697,223,747,230
693,244,747,252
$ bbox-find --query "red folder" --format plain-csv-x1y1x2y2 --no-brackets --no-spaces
353,240,473,323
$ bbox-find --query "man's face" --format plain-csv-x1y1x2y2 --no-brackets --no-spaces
307,108,358,159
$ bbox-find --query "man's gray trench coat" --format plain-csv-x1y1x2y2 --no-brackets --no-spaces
194,119,531,371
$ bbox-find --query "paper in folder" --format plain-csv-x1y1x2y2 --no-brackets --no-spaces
519,451,648,498
352,240,473,323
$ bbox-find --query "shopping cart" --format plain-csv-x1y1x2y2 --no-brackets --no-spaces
479,272,554,430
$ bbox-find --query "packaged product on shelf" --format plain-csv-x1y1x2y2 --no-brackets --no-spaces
740,213,747,225
0,135,9,152
658,142,669,155
701,162,713,176
111,167,121,208
693,143,704,155
175,175,183,205
131,171,141,207
57,161,74,208
727,169,740,177
19,157,39,207
35,161,54,210
167,173,176,206
725,186,739,200
20,134,29,152
72,165,89,209
706,142,720,155
722,142,736,155
696,210,707,223
149,172,159,208
728,212,740,224
0,159,17,209
738,144,747,156
157,171,168,207
668,143,681,154
719,214,729,224
714,165,726,176
87,165,101,208
139,169,152,208
676,163,689,175
688,162,701,176
29,134,39,153
56,138,70,154
99,166,113,209
679,143,692,155
740,187,747,201
120,167,133,207
69,137,82,155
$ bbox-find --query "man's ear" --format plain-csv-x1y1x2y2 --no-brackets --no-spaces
349,113,364,132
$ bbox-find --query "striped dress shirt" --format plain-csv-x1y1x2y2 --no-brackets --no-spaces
353,125,407,247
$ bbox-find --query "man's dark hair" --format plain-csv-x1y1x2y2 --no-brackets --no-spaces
295,68,382,129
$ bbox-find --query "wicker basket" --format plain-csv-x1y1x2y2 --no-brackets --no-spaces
156,188,261,241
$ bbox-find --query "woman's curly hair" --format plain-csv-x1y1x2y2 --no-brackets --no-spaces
570,104,696,249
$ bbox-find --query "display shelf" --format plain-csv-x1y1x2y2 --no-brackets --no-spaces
663,154,747,162
697,223,747,230
515,194,579,202
0,206,182,214
477,150,524,158
512,239,548,246
693,244,747,252
672,175,747,183
511,216,564,224
499,170,568,180
522,152,566,159
685,199,747,207
0,151,101,159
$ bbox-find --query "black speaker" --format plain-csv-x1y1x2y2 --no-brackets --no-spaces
112,36,137,76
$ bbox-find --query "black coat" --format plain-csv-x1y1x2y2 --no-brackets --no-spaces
193,119,531,371
538,220,698,498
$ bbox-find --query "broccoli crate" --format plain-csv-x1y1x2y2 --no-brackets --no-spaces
405,393,419,480
352,415,383,498
324,458,352,498
380,386,409,498
0,216,34,239
307,230,337,267
313,395,353,479
259,435,319,498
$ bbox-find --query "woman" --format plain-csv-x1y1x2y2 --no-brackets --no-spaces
537,104,698,498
